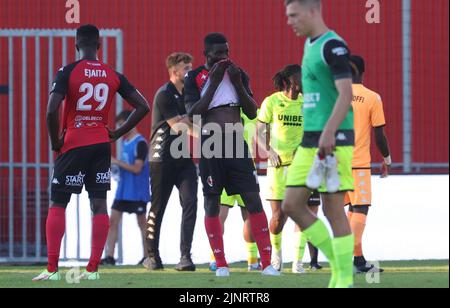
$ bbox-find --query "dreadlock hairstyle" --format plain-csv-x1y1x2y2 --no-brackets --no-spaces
272,64,302,92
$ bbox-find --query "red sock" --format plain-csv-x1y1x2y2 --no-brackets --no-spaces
249,212,272,269
205,216,228,268
86,214,109,273
46,207,66,273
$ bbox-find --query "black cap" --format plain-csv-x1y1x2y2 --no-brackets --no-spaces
349,55,365,75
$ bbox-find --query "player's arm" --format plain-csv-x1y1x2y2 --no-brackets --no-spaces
375,126,391,177
257,121,281,168
371,94,391,177
156,90,199,138
228,64,258,120
167,116,200,138
112,141,147,174
320,40,353,156
256,98,281,167
47,66,70,152
186,61,228,117
46,93,65,152
109,74,150,142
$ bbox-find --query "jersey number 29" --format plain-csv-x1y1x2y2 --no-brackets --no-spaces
77,83,109,111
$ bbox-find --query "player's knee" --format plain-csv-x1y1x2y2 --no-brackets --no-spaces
182,198,198,212
353,205,369,215
241,193,263,214
50,191,71,208
50,202,68,210
204,195,220,217
323,206,342,222
137,216,147,230
271,209,285,224
90,199,108,215
109,216,120,228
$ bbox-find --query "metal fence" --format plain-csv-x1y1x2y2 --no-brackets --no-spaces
0,29,123,263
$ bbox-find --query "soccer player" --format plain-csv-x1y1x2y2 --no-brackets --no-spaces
185,33,279,277
33,24,150,281
144,53,198,272
210,112,261,272
345,55,391,273
257,64,322,273
283,0,355,288
102,110,151,266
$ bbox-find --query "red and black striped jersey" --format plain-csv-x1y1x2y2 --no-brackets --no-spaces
51,60,135,153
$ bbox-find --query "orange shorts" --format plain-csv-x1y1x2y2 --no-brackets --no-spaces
345,168,372,206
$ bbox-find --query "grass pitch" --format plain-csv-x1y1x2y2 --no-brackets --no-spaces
0,260,447,288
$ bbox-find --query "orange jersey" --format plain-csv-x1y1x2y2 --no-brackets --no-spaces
351,84,386,168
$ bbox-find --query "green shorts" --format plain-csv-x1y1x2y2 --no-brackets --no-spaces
267,166,289,201
286,146,354,193
220,189,245,208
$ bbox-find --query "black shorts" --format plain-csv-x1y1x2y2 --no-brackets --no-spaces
112,200,148,215
199,131,259,196
51,143,111,203
308,191,321,207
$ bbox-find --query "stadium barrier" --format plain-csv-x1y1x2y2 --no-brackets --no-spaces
0,29,123,263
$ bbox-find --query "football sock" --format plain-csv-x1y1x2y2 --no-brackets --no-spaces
270,232,282,253
349,213,367,257
294,231,308,262
332,234,355,288
249,212,272,269
302,219,337,288
247,242,259,265
308,242,319,265
86,214,109,273
205,216,228,268
46,207,66,273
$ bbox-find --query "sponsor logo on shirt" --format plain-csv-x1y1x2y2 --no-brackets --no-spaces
277,114,303,127
336,133,347,141
75,115,103,122
331,47,349,56
74,115,103,129
303,93,320,108
207,176,214,187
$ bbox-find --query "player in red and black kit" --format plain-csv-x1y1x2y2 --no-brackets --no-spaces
33,25,150,282
185,33,279,277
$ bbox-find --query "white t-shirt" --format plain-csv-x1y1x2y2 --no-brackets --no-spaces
201,72,241,110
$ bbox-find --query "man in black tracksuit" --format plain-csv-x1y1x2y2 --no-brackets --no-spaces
144,53,198,271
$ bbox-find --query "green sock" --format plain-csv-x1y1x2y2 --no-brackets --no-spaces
270,232,283,253
294,232,308,262
247,242,258,265
303,219,337,288
332,234,355,288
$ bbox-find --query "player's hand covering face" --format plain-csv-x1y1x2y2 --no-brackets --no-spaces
209,59,229,86
227,62,243,87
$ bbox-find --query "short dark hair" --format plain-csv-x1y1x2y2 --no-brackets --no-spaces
285,0,321,7
204,33,228,50
116,110,132,123
273,64,302,91
166,52,194,69
76,24,100,49
349,55,366,76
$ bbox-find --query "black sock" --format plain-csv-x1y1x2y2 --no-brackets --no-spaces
308,242,319,265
